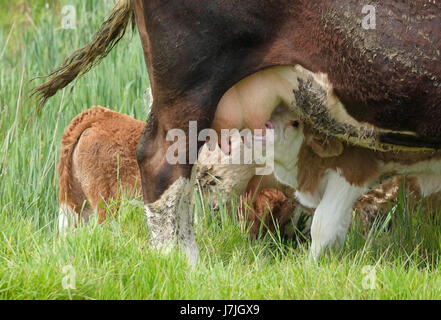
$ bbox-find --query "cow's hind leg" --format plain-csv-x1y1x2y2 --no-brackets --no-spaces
136,103,212,266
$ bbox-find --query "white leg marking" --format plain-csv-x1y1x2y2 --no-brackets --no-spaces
177,174,200,266
58,204,75,237
144,176,199,266
309,171,367,260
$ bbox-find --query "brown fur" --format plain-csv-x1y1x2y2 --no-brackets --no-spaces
240,189,297,238
298,126,441,195
297,141,380,194
59,106,144,222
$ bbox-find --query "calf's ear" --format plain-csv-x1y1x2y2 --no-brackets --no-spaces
306,134,343,158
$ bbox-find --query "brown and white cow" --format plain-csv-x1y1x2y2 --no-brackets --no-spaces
200,63,441,259
34,0,441,264
270,106,441,259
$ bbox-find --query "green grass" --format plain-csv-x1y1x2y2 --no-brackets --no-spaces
1,0,441,300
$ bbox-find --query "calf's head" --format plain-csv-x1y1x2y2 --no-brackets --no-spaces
270,107,344,191
269,107,305,189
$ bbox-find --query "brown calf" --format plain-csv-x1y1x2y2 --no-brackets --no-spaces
58,107,144,233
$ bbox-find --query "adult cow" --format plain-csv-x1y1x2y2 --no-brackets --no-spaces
33,0,441,264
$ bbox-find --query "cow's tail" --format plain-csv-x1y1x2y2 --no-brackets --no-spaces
31,0,135,108
58,106,110,212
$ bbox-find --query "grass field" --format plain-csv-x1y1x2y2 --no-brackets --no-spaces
1,0,441,300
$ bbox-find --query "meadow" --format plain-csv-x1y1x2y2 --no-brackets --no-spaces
1,0,441,299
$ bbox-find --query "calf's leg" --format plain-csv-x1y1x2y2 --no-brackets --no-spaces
309,171,368,260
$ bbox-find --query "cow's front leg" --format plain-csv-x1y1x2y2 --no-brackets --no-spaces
308,171,368,260
136,105,211,266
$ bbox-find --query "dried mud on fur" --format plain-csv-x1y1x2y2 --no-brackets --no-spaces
293,76,438,152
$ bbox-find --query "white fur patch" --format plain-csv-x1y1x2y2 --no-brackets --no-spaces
295,191,321,209
416,174,441,197
58,204,75,237
144,176,199,266
177,167,200,266
271,108,305,189
144,177,187,252
380,158,441,197
309,170,368,260
58,204,93,236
